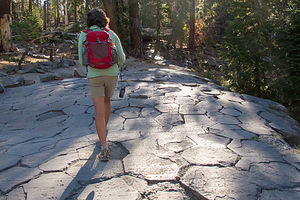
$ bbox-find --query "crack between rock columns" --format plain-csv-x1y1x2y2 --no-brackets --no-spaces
259,186,300,191
84,105,93,114
186,135,198,145
49,127,69,139
88,116,95,129
22,185,27,200
124,171,202,200
178,179,209,200
214,195,235,200
255,184,300,199
282,157,300,171
248,160,300,173
233,155,243,169
0,158,24,173
122,118,127,130
2,171,43,195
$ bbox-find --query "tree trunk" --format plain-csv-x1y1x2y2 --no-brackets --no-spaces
0,0,12,52
103,0,119,34
21,0,24,13
254,66,261,97
29,0,32,14
203,0,207,16
47,0,50,26
85,0,89,14
115,0,124,26
152,0,161,59
43,1,47,30
128,0,143,57
63,0,68,25
74,3,77,23
56,0,60,27
156,0,161,45
189,0,195,55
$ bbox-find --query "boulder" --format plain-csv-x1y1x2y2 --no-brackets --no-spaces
142,27,156,41
0,72,8,77
17,67,37,74
24,80,35,86
57,71,74,78
64,59,76,66
37,61,52,66
54,74,65,80
74,69,86,78
35,68,46,73
1,76,24,88
0,82,4,93
39,74,56,82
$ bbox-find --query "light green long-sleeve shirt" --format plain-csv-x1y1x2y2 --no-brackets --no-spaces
78,25,126,78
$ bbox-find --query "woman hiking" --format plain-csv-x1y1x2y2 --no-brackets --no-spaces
78,8,126,161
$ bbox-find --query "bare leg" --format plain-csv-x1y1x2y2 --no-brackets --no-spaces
104,96,111,126
93,96,107,148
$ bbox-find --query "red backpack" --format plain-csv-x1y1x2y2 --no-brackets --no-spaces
82,28,118,69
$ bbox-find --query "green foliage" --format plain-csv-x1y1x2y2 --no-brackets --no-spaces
214,0,300,118
218,1,287,96
1,55,20,63
114,1,130,50
252,136,260,142
168,0,189,47
140,1,157,28
274,3,300,108
140,0,190,48
11,9,43,43
69,23,82,33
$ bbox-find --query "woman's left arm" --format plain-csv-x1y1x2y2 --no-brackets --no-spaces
78,32,87,66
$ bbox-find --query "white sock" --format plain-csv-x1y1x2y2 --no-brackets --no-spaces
103,145,108,150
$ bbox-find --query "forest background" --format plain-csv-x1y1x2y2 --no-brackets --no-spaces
0,0,299,122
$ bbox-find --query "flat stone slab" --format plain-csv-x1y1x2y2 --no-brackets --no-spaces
123,154,179,181
228,140,283,159
141,107,161,118
181,135,237,166
39,152,80,172
212,129,257,140
0,154,21,171
75,177,141,200
0,167,41,193
1,59,300,199
181,166,258,200
23,172,80,200
4,186,26,200
258,189,300,200
66,159,124,184
248,162,300,188
114,107,141,119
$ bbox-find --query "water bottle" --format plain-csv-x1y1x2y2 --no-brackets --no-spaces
119,86,125,98
82,47,89,66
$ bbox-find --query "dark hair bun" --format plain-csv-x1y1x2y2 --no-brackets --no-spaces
87,9,108,28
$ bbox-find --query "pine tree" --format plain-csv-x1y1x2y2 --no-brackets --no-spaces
0,0,12,52
128,0,143,57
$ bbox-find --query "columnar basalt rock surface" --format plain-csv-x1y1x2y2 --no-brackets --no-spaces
1,58,300,200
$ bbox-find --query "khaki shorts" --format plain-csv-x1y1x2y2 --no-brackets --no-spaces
88,76,118,98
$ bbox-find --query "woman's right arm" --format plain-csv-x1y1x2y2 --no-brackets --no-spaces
110,31,126,67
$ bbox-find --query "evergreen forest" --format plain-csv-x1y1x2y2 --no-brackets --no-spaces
0,0,299,121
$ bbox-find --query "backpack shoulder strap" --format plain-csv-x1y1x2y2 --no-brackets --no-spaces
102,28,110,32
83,29,91,34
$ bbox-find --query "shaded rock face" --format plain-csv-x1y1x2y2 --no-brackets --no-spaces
1,76,24,88
0,60,86,89
0,58,300,199
0,82,4,93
